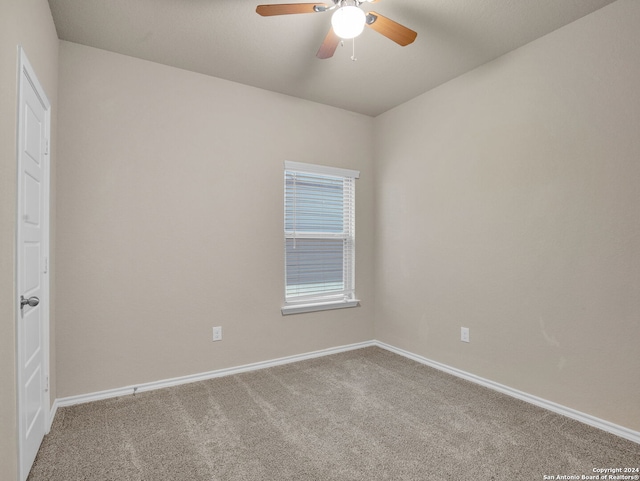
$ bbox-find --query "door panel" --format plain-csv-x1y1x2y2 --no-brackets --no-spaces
24,172,41,226
17,48,50,481
25,366,43,437
23,244,40,293
24,305,41,367
24,103,42,164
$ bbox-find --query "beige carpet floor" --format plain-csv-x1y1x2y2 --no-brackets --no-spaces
28,347,639,480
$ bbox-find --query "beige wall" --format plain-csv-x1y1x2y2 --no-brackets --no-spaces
0,1,58,479
55,41,375,397
373,0,640,431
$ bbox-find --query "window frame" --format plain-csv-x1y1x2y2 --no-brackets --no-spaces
282,161,360,315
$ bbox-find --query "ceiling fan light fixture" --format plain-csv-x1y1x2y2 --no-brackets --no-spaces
331,6,366,39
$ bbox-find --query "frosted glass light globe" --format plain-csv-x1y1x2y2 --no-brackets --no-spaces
331,6,366,40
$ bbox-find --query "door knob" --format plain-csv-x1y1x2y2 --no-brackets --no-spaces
20,295,39,309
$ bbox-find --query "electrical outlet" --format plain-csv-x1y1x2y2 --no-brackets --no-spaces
461,327,470,343
212,326,222,342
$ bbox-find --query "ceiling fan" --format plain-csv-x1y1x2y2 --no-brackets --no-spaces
256,0,417,59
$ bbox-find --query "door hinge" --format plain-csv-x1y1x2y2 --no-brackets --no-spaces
45,376,49,393
43,138,49,155
44,256,48,274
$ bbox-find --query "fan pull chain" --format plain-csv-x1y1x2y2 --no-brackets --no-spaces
351,38,357,62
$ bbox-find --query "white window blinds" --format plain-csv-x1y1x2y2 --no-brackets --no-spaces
284,161,359,309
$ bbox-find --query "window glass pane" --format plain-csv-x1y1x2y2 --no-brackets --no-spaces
285,238,344,298
285,174,344,233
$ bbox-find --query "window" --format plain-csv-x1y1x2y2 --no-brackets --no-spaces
282,161,360,315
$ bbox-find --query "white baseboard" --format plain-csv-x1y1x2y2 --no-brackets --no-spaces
48,399,59,432
54,340,376,409
52,339,639,445
373,340,640,445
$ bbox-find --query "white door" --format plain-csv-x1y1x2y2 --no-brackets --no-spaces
16,47,51,481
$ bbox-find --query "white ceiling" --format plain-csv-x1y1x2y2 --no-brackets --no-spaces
48,0,616,117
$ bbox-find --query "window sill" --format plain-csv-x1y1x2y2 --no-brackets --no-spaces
281,299,360,316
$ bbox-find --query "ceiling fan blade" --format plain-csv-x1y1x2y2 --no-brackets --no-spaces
317,28,340,59
365,12,417,46
256,3,327,16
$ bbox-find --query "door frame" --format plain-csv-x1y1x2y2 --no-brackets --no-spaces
16,45,51,481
